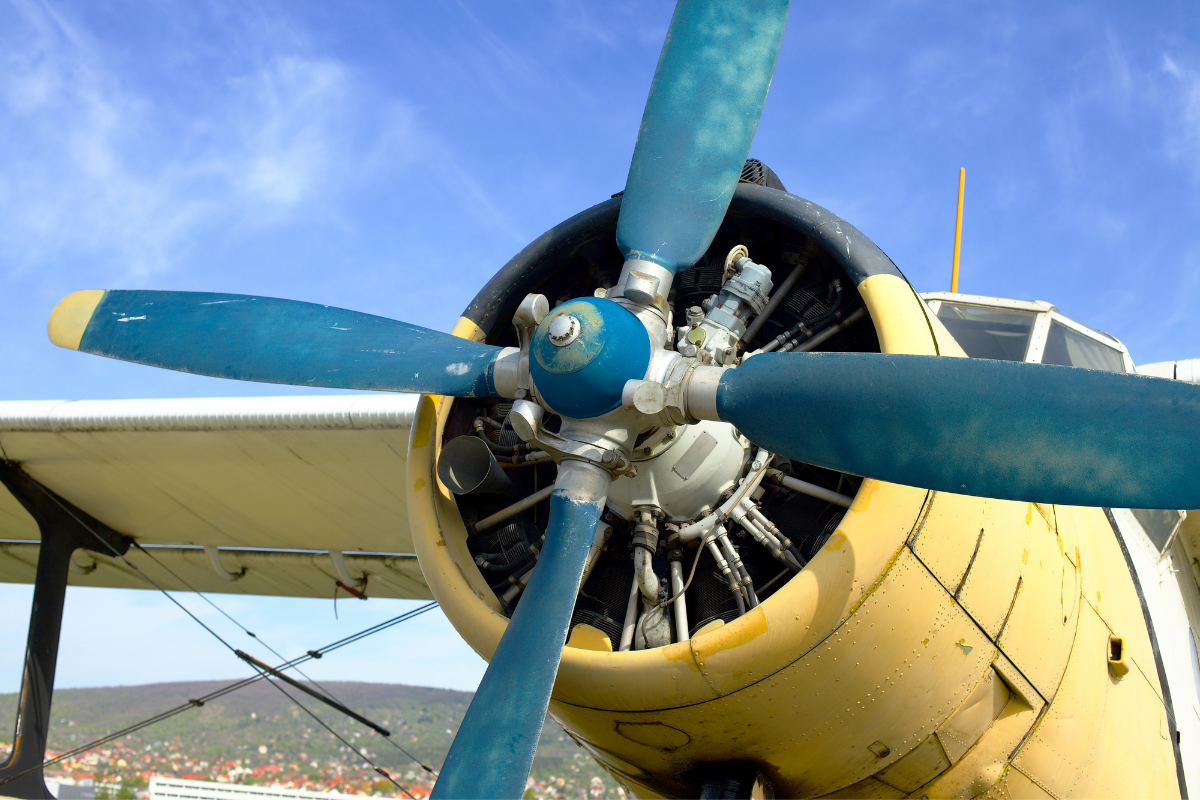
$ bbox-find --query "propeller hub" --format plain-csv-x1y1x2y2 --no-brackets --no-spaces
530,297,651,419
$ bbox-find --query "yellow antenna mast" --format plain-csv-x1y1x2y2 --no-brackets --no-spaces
951,167,965,293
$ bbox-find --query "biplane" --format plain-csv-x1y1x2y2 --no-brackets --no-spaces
3,1,1200,798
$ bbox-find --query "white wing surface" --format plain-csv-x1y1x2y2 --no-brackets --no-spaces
0,395,430,599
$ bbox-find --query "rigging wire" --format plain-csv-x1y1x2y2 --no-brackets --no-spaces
0,603,439,789
244,666,416,800
32,478,405,722
271,681,415,800
18,480,442,785
29,483,242,655
127,540,445,772
131,542,351,711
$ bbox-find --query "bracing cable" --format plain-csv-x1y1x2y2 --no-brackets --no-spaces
31,479,411,739
235,650,390,734
15,475,441,787
131,541,352,712
0,603,438,789
132,528,423,767
29,483,242,655
244,668,416,800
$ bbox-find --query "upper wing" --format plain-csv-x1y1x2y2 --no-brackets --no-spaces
0,395,430,599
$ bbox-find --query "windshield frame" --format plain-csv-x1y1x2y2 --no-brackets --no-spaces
923,292,1133,373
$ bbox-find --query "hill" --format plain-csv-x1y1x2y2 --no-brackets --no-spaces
0,680,616,799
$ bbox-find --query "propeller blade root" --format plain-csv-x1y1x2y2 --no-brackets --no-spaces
716,352,1200,510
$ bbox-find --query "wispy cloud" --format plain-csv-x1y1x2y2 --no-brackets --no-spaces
1161,53,1200,175
0,0,444,281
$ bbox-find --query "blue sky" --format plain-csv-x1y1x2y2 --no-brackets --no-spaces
2,0,1200,697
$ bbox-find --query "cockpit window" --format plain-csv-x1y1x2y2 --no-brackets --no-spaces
936,303,1036,362
1041,321,1125,373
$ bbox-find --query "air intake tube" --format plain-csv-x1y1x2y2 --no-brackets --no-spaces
437,435,521,499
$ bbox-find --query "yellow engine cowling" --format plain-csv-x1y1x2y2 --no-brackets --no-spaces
408,271,1179,798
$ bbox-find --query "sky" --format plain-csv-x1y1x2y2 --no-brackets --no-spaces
2,0,1200,702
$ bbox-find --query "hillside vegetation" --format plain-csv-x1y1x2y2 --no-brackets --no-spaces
0,680,616,798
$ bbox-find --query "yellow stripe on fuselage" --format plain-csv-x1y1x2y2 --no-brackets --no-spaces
858,272,967,358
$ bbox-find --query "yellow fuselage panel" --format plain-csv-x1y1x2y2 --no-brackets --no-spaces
407,275,1179,797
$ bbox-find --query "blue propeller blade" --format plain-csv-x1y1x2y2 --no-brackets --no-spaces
616,0,790,274
432,462,611,800
718,352,1200,509
48,290,507,397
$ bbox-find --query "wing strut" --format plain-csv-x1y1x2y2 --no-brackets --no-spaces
0,460,134,798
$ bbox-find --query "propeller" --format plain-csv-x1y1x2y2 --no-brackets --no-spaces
46,4,794,795
716,352,1200,510
48,289,509,397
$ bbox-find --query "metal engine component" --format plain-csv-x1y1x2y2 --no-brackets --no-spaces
636,603,673,650
547,313,581,347
623,270,661,305
631,510,662,602
460,252,854,659
688,252,774,365
606,419,751,522
436,436,519,497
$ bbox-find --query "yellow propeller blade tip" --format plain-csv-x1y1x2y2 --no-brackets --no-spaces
48,289,105,350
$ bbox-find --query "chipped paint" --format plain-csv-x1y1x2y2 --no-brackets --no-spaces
850,478,880,512
689,606,768,679
661,642,701,673
825,531,848,551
